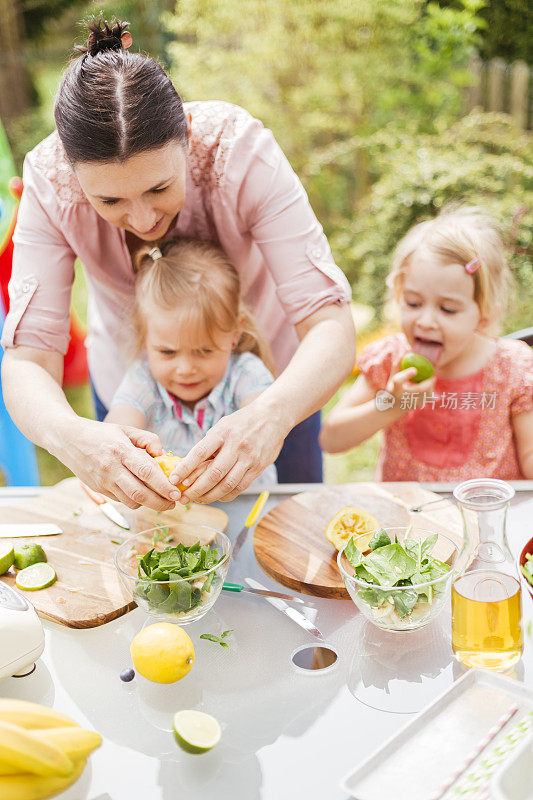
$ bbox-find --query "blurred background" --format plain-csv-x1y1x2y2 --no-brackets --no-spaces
0,0,531,484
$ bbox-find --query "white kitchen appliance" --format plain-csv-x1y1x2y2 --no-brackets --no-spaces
0,582,45,681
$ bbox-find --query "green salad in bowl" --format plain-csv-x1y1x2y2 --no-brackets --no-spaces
337,526,458,631
115,524,231,624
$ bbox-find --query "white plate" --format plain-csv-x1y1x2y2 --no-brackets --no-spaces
341,670,533,800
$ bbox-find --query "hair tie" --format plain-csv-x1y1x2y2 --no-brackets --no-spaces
465,258,481,274
148,247,163,261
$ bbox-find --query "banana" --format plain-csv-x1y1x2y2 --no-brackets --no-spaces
0,721,72,777
31,727,101,762
0,726,101,775
0,700,77,730
0,757,86,800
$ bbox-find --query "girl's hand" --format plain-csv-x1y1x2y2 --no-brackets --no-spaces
168,404,286,503
386,358,436,410
55,418,181,511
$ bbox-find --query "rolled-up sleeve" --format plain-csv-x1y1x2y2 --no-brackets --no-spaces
228,120,351,326
1,155,75,354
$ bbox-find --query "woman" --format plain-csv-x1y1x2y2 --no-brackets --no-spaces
1,18,354,510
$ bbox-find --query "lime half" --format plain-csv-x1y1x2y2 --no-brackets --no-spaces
0,543,15,576
173,710,221,754
14,543,47,571
15,563,57,591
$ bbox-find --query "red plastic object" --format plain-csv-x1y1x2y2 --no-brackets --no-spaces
519,538,533,601
0,178,88,386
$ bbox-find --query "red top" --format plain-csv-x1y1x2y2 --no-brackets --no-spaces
359,333,533,481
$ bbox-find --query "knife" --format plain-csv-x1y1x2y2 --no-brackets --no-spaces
245,578,325,641
80,483,130,530
231,490,269,559
222,582,304,603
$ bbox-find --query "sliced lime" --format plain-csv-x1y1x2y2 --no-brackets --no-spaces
15,563,57,591
173,710,221,754
14,543,47,571
0,543,15,576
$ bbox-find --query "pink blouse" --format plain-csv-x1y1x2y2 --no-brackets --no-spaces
2,100,351,407
358,333,533,481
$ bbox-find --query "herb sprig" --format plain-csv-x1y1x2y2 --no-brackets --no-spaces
200,630,234,649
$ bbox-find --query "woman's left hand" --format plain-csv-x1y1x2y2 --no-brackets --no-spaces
169,401,289,503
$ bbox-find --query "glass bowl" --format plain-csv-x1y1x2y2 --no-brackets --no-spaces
114,523,231,624
337,526,459,632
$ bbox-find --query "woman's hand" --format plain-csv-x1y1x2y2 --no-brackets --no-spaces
386,358,436,410
168,401,288,503
54,418,181,511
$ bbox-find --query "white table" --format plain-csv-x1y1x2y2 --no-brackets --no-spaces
1,483,532,800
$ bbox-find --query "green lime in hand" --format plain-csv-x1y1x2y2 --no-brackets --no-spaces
173,710,221,754
0,543,15,576
15,563,57,591
400,352,435,383
14,543,47,571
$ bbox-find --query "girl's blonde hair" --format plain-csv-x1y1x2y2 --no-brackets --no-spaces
132,237,275,375
388,205,514,330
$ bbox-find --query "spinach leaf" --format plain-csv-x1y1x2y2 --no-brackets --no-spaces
344,537,363,568
363,544,416,585
394,589,419,618
368,528,391,551
420,533,439,558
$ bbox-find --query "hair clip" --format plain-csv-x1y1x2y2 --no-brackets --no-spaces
465,258,481,274
148,247,163,261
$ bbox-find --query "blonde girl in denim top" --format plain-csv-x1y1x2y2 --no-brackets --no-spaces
106,238,277,487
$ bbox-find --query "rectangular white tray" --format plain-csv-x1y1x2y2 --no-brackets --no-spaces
341,670,533,800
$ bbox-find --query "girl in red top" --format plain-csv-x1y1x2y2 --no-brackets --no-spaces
320,206,533,480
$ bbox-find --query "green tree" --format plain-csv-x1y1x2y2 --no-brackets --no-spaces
167,0,484,216
335,112,532,332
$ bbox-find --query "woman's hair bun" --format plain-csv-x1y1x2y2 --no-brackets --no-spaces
75,15,130,58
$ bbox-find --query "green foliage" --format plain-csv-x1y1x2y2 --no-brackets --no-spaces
439,0,533,64
332,112,533,331
168,0,484,182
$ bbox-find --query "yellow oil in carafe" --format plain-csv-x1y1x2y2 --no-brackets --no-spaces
452,570,523,670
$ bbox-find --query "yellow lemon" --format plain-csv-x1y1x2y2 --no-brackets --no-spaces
130,623,195,684
154,452,187,492
325,507,380,552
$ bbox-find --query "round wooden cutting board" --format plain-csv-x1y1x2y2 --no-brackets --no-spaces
253,483,465,598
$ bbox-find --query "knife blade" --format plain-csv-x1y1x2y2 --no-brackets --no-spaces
245,578,325,641
231,490,269,559
80,482,130,530
222,582,304,603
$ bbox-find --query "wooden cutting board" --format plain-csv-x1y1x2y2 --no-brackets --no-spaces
0,477,228,628
254,483,471,598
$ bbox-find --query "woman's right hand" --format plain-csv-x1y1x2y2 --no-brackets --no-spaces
54,418,181,511
386,358,436,410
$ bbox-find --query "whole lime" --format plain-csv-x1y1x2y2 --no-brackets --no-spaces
14,543,47,571
130,623,195,684
400,352,434,383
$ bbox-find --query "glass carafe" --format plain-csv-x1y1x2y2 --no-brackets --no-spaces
451,479,522,671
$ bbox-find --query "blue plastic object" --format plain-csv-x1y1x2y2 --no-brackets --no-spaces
0,294,40,485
